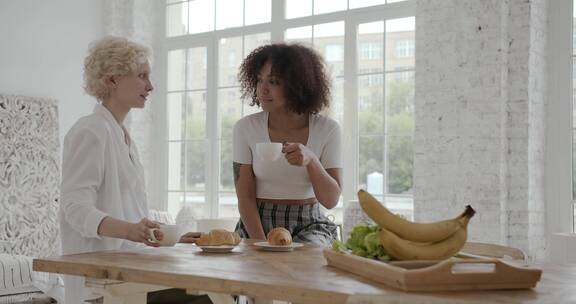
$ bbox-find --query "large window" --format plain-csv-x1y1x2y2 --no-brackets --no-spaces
162,0,415,222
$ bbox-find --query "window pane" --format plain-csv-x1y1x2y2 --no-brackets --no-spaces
186,47,207,90
216,0,243,30
185,141,206,191
167,191,209,223
220,139,235,192
359,135,384,196
184,91,207,140
219,193,240,218
167,93,184,140
386,17,415,71
245,0,271,25
189,0,214,34
219,36,242,87
314,22,345,77
350,0,386,9
386,71,414,134
219,87,242,139
167,192,185,220
314,21,344,39
286,26,312,44
244,32,271,57
167,49,186,91
314,0,347,15
324,44,344,63
183,192,209,218
358,22,384,74
168,142,184,191
328,77,344,126
286,0,312,19
386,134,413,194
358,74,384,134
166,2,188,37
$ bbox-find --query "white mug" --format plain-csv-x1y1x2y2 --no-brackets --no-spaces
256,142,283,161
149,224,180,247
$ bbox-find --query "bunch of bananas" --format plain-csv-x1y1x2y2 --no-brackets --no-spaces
358,190,475,261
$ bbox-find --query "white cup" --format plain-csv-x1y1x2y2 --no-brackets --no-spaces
149,224,180,247
256,142,283,161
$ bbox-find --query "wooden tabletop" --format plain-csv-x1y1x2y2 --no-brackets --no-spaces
33,240,576,304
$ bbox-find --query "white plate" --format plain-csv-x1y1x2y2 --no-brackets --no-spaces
197,245,236,253
253,242,304,252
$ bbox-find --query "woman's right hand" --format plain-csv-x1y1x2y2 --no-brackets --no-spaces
179,232,202,243
126,218,162,247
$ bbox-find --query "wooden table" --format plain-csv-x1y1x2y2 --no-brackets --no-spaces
33,240,576,304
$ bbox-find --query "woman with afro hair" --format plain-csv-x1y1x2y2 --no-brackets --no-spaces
232,43,342,245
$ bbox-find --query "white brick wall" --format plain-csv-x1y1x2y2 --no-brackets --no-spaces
414,0,548,260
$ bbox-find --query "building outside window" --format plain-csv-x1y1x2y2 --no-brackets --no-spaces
395,39,414,58
359,42,382,60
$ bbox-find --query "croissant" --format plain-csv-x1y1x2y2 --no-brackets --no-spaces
196,229,241,246
267,227,292,246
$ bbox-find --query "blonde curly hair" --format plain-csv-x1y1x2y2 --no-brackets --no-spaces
83,36,150,101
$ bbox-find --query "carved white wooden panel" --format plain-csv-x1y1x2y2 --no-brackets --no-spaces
0,95,60,257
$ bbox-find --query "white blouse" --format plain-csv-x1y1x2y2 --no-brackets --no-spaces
59,104,148,303
233,111,342,200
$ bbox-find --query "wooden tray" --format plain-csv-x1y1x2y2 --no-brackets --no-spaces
323,248,542,292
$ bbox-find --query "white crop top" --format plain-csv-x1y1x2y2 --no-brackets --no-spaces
233,111,342,200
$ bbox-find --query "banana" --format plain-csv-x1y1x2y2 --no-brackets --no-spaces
379,225,469,261
358,189,475,243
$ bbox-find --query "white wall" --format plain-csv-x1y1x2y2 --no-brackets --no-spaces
414,0,549,260
0,0,103,145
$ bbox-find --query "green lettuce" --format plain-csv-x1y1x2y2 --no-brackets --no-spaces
332,224,390,261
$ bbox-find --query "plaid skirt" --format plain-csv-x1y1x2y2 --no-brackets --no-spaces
235,201,338,246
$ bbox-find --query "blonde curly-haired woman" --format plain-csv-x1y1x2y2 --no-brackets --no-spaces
60,36,208,304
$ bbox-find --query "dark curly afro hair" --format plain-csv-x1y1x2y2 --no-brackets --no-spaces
238,43,331,115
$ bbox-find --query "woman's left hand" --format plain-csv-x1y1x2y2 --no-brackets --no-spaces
283,142,317,167
179,232,201,243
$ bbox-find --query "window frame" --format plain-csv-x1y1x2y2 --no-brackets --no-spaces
155,0,417,219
